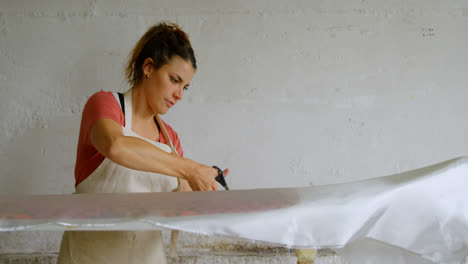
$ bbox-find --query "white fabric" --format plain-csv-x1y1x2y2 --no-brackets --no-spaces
56,89,178,264
1,157,468,264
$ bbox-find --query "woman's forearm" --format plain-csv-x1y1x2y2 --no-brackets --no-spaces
90,118,219,191
107,135,197,180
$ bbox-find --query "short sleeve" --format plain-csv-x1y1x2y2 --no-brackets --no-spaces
81,91,124,141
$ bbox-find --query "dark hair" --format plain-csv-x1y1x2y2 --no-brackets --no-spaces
125,22,197,87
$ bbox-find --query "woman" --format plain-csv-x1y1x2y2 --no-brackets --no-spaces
57,22,229,264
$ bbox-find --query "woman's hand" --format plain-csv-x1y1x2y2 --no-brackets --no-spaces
180,179,192,192
184,164,229,191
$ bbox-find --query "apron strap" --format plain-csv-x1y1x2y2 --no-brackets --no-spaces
117,93,125,117
112,92,126,122
123,90,132,129
154,116,178,154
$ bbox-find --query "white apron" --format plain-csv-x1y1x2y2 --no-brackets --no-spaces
57,90,180,264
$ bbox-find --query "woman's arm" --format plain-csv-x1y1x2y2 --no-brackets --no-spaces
90,118,225,191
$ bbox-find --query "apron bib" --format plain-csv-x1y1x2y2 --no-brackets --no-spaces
57,90,180,264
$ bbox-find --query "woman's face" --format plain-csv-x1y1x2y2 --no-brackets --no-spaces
143,55,195,115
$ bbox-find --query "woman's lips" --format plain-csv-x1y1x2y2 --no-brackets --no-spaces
166,100,174,108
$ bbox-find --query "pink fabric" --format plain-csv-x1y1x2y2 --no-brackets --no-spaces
74,90,183,187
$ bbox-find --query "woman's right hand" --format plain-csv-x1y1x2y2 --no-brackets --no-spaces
185,163,229,191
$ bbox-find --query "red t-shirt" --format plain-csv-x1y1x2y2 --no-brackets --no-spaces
74,91,184,187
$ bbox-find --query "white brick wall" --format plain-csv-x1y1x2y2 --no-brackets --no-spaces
1,0,467,262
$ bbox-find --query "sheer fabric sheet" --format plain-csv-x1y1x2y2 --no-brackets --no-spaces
1,157,467,264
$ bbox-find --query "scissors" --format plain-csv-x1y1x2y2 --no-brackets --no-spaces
213,166,230,190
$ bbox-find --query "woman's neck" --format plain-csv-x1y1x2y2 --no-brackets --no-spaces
131,86,155,123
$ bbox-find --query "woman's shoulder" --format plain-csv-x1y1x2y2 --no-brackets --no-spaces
84,90,122,111
82,90,124,125
88,90,117,102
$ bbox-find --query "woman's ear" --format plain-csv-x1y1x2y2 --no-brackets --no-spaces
143,58,155,78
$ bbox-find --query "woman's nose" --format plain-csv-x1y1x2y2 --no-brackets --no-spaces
173,86,183,101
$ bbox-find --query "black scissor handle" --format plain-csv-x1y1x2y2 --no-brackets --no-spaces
213,166,229,190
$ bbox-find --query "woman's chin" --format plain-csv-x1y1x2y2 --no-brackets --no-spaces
159,108,169,115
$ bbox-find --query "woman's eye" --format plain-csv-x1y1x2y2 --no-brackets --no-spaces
183,87,189,91
170,77,177,83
